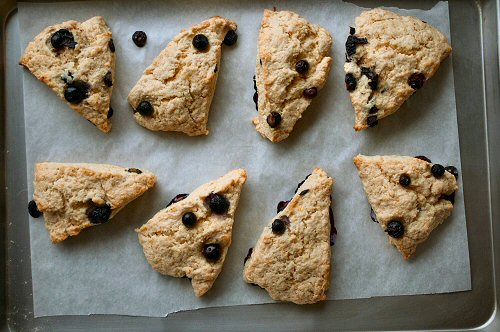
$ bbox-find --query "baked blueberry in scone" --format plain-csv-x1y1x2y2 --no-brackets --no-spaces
19,17,116,132
136,169,247,297
353,154,459,259
344,9,452,131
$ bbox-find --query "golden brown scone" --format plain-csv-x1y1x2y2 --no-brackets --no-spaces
137,169,247,297
344,9,452,131
354,155,458,259
19,16,115,132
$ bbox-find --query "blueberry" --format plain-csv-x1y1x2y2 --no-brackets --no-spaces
408,73,426,89
399,174,411,187
367,115,378,127
266,112,281,128
415,156,432,163
136,101,154,116
303,87,318,99
253,75,257,90
28,200,42,218
445,166,459,179
271,219,286,235
431,164,445,177
167,193,189,207
244,247,253,264
86,204,111,224
295,60,309,74
440,192,456,204
299,189,309,196
385,220,404,238
345,74,357,91
329,206,337,246
370,208,379,223
64,80,89,104
192,34,209,51
349,27,356,35
214,64,218,73
361,67,379,90
369,106,378,114
104,71,113,87
345,35,368,58
223,30,238,46
208,193,229,214
107,107,113,119
203,243,221,261
126,168,142,174
276,200,290,213
295,173,312,193
182,212,197,228
253,91,258,105
51,29,76,50
108,38,115,52
132,31,147,47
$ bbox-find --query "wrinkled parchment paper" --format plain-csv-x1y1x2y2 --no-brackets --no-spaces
19,0,470,317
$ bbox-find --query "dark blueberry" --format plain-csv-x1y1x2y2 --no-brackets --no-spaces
299,189,309,196
370,208,379,223
108,38,115,52
271,218,286,235
431,164,445,177
345,35,368,58
86,204,111,224
136,101,154,116
329,206,337,246
295,60,309,74
303,87,318,99
64,80,89,104
367,115,378,127
107,107,113,119
208,193,230,214
276,200,290,213
399,174,411,187
51,29,76,49
253,75,257,90
28,200,42,218
167,193,189,207
266,112,281,128
203,243,221,261
415,155,432,163
182,212,197,228
408,73,426,89
345,73,357,91
223,30,238,46
253,92,258,105
260,59,262,66
385,220,404,238
441,192,456,204
361,67,378,90
104,71,113,87
295,173,312,193
132,31,147,47
445,166,459,179
192,34,209,51
126,168,142,174
244,247,253,264
349,27,356,35
369,106,378,114
214,64,218,73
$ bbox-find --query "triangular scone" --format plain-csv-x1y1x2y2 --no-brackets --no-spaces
136,169,247,297
344,9,452,131
253,10,333,142
31,163,156,243
353,155,458,259
19,17,115,132
243,168,333,304
128,17,237,136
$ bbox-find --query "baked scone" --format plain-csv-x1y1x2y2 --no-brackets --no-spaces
136,169,247,297
128,17,237,136
243,168,334,304
29,163,156,243
19,16,115,132
353,155,459,259
344,9,452,131
253,10,333,142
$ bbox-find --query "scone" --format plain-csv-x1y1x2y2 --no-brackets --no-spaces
19,16,115,132
243,168,334,304
136,169,247,297
353,155,459,259
28,163,156,243
128,17,237,136
344,9,452,130
253,10,333,142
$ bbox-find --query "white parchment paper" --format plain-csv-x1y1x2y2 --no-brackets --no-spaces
19,0,471,317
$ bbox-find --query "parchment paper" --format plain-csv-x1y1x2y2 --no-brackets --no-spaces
19,0,471,317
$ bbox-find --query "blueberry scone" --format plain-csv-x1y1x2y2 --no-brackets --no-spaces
128,17,238,136
28,163,156,243
353,155,459,259
136,169,247,297
253,10,333,142
19,16,115,132
344,9,452,130
243,168,334,304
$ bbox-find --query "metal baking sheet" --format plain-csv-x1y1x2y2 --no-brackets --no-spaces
2,0,500,330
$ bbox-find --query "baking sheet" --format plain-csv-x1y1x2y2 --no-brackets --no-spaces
18,0,470,317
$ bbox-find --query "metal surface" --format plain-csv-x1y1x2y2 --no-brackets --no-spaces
2,0,499,330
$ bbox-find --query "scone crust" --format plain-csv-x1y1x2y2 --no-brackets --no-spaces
253,10,333,142
128,16,237,136
19,16,115,133
243,168,333,304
